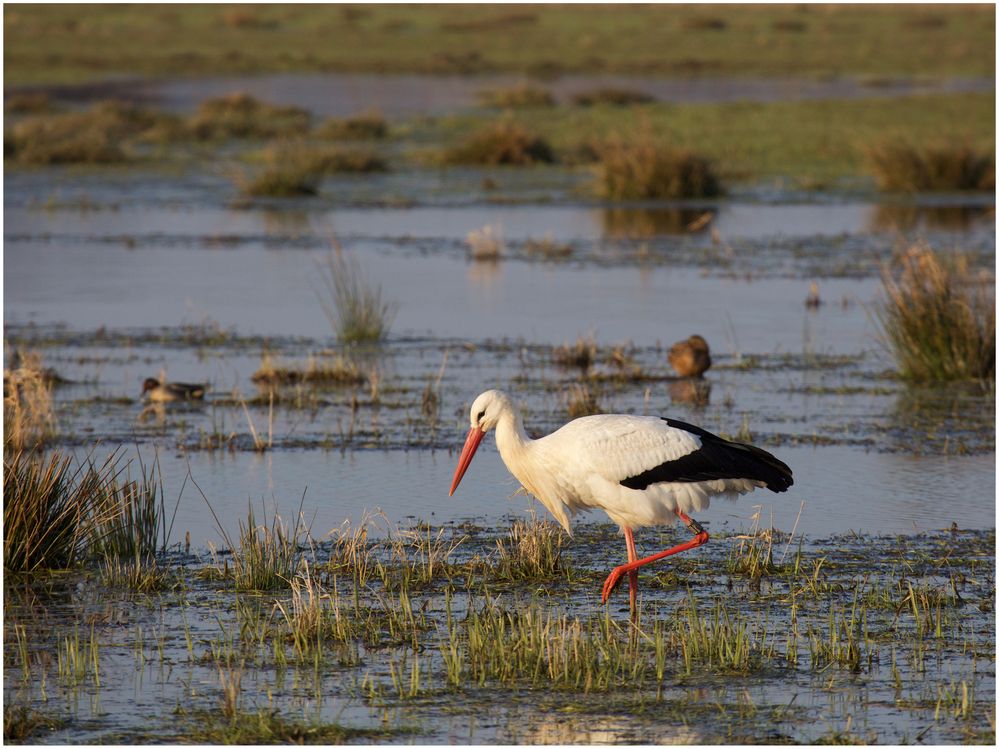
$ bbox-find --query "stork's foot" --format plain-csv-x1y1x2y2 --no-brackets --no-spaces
601,564,629,603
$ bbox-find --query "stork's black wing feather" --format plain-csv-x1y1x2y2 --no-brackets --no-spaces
619,418,793,493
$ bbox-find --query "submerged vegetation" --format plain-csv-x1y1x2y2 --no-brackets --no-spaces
877,245,995,383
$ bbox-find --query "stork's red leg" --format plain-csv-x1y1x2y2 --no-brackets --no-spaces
624,527,639,610
601,510,710,603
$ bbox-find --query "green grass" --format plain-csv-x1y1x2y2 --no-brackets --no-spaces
497,92,995,183
4,5,994,85
876,245,995,383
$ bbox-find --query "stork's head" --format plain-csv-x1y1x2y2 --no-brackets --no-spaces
468,389,512,432
449,389,511,496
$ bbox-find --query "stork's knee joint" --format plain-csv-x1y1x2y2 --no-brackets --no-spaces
685,516,707,536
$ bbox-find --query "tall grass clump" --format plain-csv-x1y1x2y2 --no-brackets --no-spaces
238,141,387,197
876,245,995,383
443,120,555,165
866,140,995,192
237,164,320,197
211,506,307,590
316,250,397,344
189,93,311,140
89,458,163,564
493,517,565,580
4,354,57,449
595,124,721,200
3,450,122,573
5,101,182,164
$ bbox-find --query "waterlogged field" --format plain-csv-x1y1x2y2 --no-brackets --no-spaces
3,28,996,746
3,519,995,744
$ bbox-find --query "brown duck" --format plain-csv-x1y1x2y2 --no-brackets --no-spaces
667,335,711,378
141,378,206,403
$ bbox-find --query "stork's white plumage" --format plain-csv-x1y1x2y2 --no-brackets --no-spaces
449,389,794,607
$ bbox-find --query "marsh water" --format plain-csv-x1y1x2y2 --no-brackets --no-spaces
4,72,995,744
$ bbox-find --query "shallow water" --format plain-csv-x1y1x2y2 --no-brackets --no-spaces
79,442,998,550
38,72,996,117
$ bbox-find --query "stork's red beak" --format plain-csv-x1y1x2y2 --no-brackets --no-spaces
449,426,484,496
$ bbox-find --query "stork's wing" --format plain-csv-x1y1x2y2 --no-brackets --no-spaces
551,415,703,485
552,414,793,494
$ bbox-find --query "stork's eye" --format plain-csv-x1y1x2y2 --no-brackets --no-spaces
476,410,486,423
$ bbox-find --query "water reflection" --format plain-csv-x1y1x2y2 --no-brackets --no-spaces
500,711,705,744
868,203,995,233
668,378,712,407
887,382,995,454
602,207,715,239
466,257,504,288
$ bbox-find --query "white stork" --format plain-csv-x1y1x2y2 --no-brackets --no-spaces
449,389,793,608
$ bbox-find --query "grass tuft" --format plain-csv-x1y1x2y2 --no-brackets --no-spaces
595,123,721,199
554,334,597,372
876,245,995,383
4,352,57,449
251,352,366,387
190,93,311,140
3,450,123,572
444,120,555,165
493,517,565,580
570,87,654,107
5,100,181,164
3,705,63,742
209,505,307,590
316,109,389,140
466,224,504,261
238,141,387,197
477,82,555,108
566,383,602,418
866,140,995,192
523,235,573,260
316,250,397,343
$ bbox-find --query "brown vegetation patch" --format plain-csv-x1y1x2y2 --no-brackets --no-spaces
444,121,555,166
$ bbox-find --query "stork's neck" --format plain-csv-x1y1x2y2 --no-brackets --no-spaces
493,404,533,471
